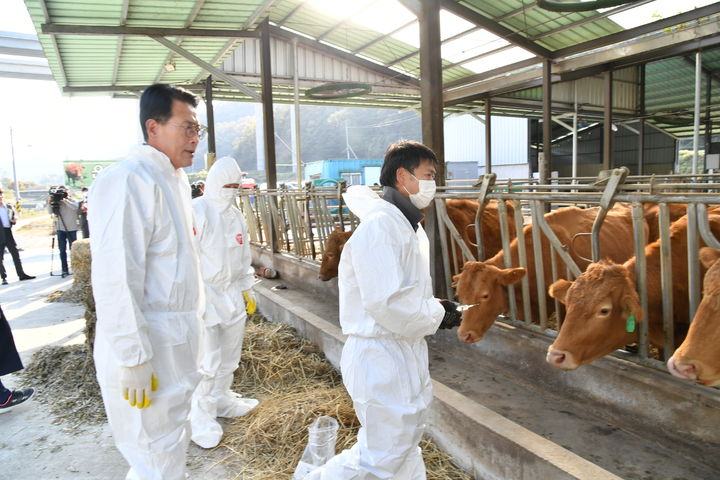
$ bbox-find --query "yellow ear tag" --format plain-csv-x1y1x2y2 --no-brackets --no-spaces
626,314,636,333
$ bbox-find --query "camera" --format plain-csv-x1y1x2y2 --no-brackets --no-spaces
191,181,205,199
48,185,68,209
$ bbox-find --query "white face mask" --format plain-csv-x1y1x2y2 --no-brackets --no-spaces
219,188,238,202
404,173,436,209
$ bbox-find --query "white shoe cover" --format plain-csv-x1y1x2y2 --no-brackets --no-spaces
217,392,259,418
191,416,223,449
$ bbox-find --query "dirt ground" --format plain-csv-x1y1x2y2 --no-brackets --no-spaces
0,216,235,479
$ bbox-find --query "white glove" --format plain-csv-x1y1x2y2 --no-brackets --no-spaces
119,362,158,409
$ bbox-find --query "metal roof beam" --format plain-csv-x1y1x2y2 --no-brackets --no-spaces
155,0,209,83
351,19,417,54
552,3,720,58
439,0,553,58
41,24,258,38
242,0,279,30
316,0,383,42
268,24,419,87
445,19,720,108
527,0,655,41
150,36,261,100
63,84,205,93
112,0,130,86
277,3,305,26
38,0,67,86
386,25,482,67
444,57,541,90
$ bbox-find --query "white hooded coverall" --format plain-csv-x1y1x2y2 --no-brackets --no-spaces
190,156,258,448
89,145,203,480
305,185,445,480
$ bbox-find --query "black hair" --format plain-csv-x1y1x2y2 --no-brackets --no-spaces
140,84,199,141
379,140,438,188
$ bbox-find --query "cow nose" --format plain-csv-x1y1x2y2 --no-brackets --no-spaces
667,357,698,381
457,329,476,343
546,349,566,366
546,348,579,370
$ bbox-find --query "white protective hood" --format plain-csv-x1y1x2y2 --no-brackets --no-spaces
203,156,243,207
342,185,386,221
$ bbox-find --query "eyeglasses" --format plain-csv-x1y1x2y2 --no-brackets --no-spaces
166,122,208,140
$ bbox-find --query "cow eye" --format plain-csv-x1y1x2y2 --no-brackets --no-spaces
599,307,610,316
481,293,490,300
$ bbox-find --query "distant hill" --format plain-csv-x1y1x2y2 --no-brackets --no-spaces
194,102,421,181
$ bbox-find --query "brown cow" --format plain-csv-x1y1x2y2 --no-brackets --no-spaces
445,199,516,265
318,199,516,281
454,205,639,343
318,227,353,281
667,247,720,386
642,203,687,242
547,210,720,370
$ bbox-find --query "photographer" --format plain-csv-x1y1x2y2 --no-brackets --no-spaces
47,185,80,278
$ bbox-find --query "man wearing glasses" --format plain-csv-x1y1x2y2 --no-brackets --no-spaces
89,83,206,479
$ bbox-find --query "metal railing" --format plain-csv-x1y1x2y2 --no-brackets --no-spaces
239,173,720,370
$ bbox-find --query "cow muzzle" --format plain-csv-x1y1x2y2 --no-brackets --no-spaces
546,347,580,370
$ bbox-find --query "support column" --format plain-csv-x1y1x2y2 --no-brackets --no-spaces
292,38,302,187
418,0,446,297
638,119,645,175
603,70,613,170
485,99,492,174
541,59,552,184
260,18,277,189
260,17,278,253
418,0,445,183
205,76,216,170
692,51,702,174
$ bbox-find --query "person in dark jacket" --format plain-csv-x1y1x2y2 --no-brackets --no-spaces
0,304,34,412
0,189,35,284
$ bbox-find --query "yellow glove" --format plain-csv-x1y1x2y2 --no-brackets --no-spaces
243,290,257,315
119,363,158,409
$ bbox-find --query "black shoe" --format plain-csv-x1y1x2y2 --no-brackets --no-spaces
19,274,35,281
61,271,69,278
0,388,34,413
1,279,6,285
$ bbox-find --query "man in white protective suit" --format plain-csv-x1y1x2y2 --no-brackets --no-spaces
89,83,205,480
303,140,462,479
190,156,259,448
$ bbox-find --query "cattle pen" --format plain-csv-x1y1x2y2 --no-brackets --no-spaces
241,171,720,479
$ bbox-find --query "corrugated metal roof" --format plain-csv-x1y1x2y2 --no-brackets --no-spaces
19,0,720,137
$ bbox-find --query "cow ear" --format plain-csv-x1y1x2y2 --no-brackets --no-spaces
622,289,643,323
334,226,343,232
549,279,572,305
699,247,720,269
451,273,462,288
499,267,526,286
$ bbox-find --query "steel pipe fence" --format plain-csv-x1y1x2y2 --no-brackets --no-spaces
239,173,720,370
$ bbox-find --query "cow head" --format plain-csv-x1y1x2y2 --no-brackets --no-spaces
318,227,352,281
454,261,526,343
546,261,642,370
667,247,720,386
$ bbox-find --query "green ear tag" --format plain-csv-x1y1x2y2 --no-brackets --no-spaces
626,314,636,333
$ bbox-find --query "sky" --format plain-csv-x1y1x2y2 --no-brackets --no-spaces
0,0,144,184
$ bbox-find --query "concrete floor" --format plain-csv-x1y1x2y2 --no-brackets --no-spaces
259,275,719,480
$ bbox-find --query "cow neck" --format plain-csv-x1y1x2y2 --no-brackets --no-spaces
382,186,423,232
